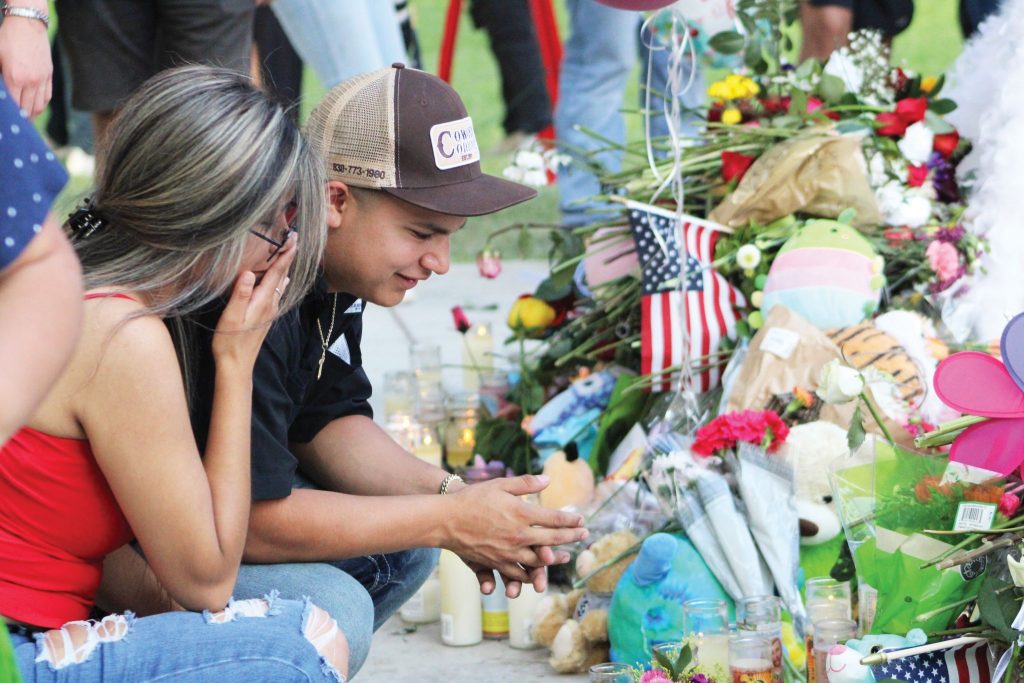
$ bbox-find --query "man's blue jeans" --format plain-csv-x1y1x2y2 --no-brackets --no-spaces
233,475,439,678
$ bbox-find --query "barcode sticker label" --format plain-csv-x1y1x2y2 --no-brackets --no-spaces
954,502,997,531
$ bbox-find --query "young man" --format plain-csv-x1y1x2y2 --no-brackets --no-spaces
177,65,588,676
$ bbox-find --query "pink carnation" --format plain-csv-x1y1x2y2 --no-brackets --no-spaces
926,240,961,282
641,670,673,683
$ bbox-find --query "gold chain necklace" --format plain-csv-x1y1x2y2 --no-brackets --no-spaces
316,294,338,380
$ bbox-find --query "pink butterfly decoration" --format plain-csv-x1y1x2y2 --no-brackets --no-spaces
933,313,1024,476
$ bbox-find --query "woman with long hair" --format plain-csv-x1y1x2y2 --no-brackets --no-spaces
0,66,349,682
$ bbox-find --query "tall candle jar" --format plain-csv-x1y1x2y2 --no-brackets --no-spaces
736,596,783,683
508,581,545,649
812,619,857,683
439,550,482,646
729,636,774,683
683,598,730,679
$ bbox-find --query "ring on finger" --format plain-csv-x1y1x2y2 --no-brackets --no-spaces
274,287,283,296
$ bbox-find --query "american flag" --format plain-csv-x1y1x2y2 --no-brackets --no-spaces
871,642,991,683
627,202,744,393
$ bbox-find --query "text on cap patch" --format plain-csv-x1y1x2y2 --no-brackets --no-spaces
429,117,480,170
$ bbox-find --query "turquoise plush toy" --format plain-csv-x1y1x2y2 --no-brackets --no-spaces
823,629,927,683
608,532,734,667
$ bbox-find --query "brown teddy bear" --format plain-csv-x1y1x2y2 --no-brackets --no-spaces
531,530,639,674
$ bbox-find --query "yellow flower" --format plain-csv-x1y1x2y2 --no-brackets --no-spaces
721,108,742,125
921,76,939,93
707,81,731,100
508,296,556,331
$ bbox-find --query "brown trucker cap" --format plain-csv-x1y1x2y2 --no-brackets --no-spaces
305,63,537,217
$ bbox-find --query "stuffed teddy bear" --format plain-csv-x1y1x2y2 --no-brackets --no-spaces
531,530,639,674
778,420,865,580
824,629,927,683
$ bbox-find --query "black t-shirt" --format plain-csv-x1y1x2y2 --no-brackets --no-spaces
187,279,373,501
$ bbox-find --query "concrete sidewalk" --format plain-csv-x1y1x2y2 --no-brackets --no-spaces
360,260,552,412
361,615,588,682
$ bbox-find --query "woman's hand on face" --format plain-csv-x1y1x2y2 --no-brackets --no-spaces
212,233,297,372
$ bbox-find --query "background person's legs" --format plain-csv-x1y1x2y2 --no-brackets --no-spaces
800,0,854,62
271,0,405,90
554,0,637,222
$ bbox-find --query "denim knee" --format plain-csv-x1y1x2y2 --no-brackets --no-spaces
312,579,374,678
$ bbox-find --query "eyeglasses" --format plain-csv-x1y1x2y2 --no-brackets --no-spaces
250,201,298,261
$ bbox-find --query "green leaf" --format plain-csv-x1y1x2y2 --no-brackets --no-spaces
709,30,746,55
534,269,573,302
924,110,955,134
929,98,958,115
977,575,1018,643
818,74,846,104
653,646,675,675
673,643,693,675
848,403,866,451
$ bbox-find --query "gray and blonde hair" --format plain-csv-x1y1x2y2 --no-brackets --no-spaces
76,65,325,313
71,66,327,392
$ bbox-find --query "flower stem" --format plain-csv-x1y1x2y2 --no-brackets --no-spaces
860,392,895,445
915,415,989,449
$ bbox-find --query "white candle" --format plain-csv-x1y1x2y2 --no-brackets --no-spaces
692,632,730,677
439,550,482,646
508,582,545,649
400,569,440,624
461,323,494,390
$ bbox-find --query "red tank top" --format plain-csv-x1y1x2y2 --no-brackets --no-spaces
0,293,137,627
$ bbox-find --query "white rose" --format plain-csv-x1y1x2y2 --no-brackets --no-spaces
898,122,935,165
816,360,865,404
1009,554,1024,588
877,182,933,228
736,244,762,270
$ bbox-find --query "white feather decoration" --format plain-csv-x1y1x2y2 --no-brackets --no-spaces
942,0,1024,342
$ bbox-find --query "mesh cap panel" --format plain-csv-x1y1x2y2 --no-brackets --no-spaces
305,68,396,189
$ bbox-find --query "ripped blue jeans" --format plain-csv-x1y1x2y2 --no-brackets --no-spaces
9,595,345,682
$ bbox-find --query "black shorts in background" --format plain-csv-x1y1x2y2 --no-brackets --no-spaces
808,0,915,37
56,0,255,112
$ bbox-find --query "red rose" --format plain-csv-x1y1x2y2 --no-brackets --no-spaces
451,306,471,334
721,151,756,183
760,95,791,114
884,226,914,244
907,164,928,187
933,131,960,158
894,97,928,125
875,111,907,137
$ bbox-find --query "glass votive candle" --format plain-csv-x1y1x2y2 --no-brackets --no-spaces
729,635,774,683
812,618,857,683
410,341,442,387
736,596,782,683
683,599,730,677
588,662,634,682
381,370,415,419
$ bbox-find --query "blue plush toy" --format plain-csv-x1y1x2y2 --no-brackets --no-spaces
823,629,928,683
608,532,734,667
